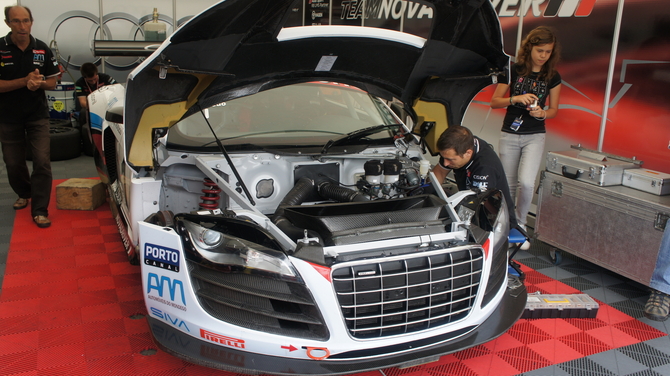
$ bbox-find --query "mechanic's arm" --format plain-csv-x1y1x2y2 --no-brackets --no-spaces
78,96,88,110
431,163,450,185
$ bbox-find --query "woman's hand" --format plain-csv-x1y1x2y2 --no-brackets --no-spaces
529,107,545,119
511,93,538,107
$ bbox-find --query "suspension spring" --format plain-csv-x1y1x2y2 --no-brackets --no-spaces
199,178,222,210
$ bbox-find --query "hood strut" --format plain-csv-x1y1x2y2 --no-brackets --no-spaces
196,103,256,206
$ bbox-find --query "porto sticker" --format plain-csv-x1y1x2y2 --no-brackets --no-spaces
145,243,180,272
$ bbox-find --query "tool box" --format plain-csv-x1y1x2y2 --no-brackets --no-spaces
535,171,670,286
545,146,641,186
523,293,599,319
622,168,670,196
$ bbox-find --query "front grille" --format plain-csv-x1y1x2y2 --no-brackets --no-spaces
332,247,483,339
187,261,329,340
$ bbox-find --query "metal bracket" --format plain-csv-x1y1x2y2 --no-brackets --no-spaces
551,181,563,197
655,213,669,231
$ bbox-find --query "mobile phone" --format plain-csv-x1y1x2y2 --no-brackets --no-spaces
530,100,538,109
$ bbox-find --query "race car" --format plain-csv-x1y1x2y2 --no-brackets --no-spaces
87,0,526,374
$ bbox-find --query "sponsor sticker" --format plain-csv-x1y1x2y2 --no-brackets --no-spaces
145,243,180,272
200,329,246,349
147,272,187,310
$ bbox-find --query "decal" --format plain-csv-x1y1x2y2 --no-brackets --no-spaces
144,243,180,272
200,329,246,349
309,0,329,8
492,0,596,17
281,345,298,352
32,50,45,66
200,345,245,367
308,262,332,282
149,306,190,332
316,56,337,72
113,210,133,258
147,272,187,311
305,347,330,360
151,322,191,348
52,101,65,112
341,0,434,20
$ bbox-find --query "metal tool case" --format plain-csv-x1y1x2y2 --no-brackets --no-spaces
535,171,670,286
545,146,641,186
622,169,670,196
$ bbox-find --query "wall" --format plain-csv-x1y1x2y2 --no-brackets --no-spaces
469,0,670,174
6,0,668,173
17,0,218,83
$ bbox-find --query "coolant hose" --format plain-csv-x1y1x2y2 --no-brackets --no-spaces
272,177,317,241
318,181,369,202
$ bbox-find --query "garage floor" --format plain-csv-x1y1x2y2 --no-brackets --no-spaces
0,152,669,376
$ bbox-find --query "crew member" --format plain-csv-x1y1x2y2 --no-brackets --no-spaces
432,125,518,229
0,6,59,228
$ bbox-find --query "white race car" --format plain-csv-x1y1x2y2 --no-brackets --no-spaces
87,0,526,374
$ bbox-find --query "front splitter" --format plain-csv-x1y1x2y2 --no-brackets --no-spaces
148,283,527,375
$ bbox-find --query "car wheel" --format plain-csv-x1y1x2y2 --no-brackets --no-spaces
27,126,82,161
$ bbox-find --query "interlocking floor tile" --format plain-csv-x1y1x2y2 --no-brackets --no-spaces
0,181,668,376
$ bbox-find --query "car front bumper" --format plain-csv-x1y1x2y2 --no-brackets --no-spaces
148,280,527,375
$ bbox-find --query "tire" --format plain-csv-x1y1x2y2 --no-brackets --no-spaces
50,127,82,160
49,118,72,127
26,126,81,161
81,121,95,157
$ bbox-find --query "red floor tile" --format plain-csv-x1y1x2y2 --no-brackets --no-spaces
1,185,667,376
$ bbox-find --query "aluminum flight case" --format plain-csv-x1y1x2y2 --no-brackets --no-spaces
535,171,670,286
622,169,670,196
545,147,641,186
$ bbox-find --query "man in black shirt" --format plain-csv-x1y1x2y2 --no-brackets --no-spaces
432,125,518,228
74,62,116,112
0,6,60,228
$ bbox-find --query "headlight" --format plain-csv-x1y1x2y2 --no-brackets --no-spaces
182,220,296,278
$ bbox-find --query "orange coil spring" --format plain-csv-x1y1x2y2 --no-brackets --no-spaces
200,178,222,209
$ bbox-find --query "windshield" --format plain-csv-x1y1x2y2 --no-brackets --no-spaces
166,82,400,150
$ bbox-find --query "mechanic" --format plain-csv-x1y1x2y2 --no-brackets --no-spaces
645,219,670,321
0,5,59,228
74,62,116,127
431,125,518,229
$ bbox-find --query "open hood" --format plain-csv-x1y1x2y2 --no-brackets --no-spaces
123,0,508,167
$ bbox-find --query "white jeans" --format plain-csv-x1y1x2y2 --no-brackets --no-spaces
498,132,546,227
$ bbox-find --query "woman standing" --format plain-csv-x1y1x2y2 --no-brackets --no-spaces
490,26,562,230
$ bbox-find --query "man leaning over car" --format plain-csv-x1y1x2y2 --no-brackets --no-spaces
431,125,518,229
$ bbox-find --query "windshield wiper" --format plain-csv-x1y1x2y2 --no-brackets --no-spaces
320,124,403,155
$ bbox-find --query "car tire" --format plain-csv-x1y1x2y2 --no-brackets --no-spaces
81,122,95,157
26,126,82,161
49,118,72,128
